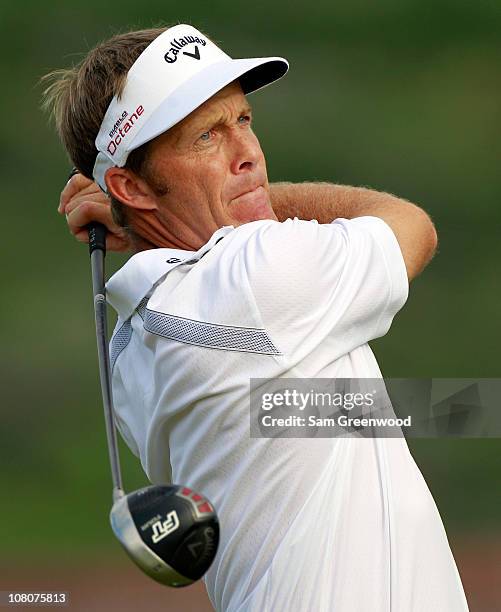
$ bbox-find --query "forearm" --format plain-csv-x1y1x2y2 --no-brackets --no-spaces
270,181,415,223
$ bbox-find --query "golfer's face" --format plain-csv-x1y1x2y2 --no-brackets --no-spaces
145,81,276,238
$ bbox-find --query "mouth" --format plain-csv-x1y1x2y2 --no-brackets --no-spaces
231,185,268,206
232,184,264,200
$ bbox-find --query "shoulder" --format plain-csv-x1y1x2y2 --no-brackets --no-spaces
219,215,400,287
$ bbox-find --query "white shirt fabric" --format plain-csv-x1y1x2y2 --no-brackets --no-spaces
107,216,469,612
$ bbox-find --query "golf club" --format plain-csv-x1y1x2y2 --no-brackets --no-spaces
85,205,219,587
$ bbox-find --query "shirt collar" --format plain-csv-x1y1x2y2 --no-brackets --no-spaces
106,225,234,320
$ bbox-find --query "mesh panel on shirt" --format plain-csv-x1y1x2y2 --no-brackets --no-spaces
144,309,281,355
110,319,132,370
136,297,149,320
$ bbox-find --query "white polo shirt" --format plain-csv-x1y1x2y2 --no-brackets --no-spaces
107,216,469,612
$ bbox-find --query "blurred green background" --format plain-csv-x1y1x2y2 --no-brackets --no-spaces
1,0,500,609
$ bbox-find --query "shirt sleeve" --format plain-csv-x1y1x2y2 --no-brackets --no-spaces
245,216,409,357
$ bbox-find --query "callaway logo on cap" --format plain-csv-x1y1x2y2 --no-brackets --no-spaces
93,24,289,191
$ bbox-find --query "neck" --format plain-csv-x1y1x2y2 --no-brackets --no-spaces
129,209,208,251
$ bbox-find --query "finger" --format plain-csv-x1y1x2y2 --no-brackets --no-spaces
59,181,102,214
63,190,110,216
59,174,91,212
59,173,97,213
74,228,130,252
65,200,119,235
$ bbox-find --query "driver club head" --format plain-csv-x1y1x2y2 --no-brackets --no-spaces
110,484,219,587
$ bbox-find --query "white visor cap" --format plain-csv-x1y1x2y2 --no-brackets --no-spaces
93,24,289,191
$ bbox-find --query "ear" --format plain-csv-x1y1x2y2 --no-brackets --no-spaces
105,167,158,211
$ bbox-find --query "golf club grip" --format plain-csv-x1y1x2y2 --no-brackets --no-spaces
88,222,107,255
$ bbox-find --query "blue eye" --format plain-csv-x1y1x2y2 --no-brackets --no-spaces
200,131,211,141
238,115,251,124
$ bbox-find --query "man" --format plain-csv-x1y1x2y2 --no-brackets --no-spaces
46,23,469,611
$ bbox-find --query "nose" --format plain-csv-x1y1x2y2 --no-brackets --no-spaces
229,128,262,175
